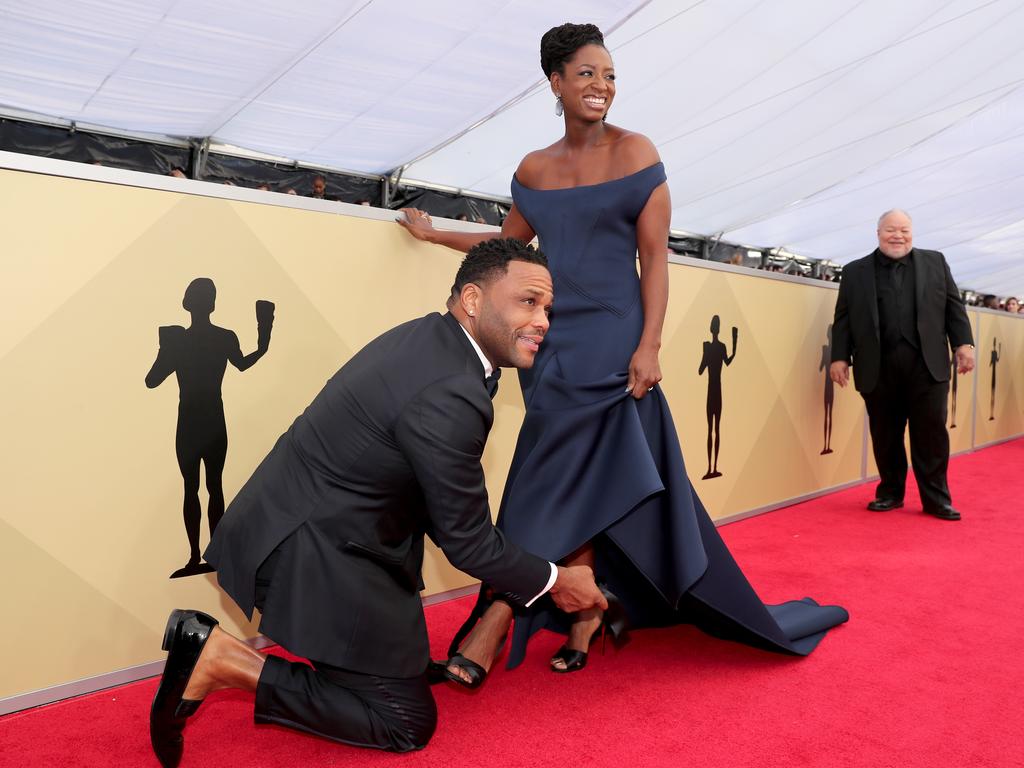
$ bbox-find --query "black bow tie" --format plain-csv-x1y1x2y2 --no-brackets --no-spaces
485,368,501,399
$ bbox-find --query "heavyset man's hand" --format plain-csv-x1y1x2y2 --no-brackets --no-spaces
830,361,850,388
955,344,975,374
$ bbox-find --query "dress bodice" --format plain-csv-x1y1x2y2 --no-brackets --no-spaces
511,162,666,317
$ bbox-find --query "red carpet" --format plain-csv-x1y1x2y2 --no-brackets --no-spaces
3,439,1023,768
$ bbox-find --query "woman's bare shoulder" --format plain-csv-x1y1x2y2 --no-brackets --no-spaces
613,130,661,170
515,145,561,186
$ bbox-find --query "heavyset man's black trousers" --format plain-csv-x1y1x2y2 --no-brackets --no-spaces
862,339,953,511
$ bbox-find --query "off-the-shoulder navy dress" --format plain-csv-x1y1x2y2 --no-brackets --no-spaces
495,162,847,668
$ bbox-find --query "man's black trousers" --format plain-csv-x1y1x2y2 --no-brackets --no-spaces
862,339,953,511
250,547,437,752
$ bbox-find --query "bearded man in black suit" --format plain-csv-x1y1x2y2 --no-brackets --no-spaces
150,238,607,765
830,209,975,521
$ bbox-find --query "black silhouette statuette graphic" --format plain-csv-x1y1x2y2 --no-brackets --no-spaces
146,278,274,579
949,355,959,429
818,324,835,455
698,315,738,479
988,336,1001,421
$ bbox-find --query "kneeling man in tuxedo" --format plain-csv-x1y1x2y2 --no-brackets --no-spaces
150,238,607,765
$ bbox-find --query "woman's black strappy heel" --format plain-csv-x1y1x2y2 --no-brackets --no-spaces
443,653,489,689
550,586,628,674
442,585,509,689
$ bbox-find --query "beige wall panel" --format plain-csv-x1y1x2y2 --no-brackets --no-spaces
0,191,355,697
0,521,174,698
0,170,518,699
974,311,1024,446
3,166,1022,702
0,170,179,360
660,268,863,520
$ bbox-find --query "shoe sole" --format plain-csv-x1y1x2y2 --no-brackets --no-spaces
867,502,903,511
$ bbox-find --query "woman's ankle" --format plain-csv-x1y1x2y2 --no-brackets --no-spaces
567,611,603,649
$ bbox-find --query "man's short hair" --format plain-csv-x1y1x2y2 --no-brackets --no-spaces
450,238,548,298
877,209,912,228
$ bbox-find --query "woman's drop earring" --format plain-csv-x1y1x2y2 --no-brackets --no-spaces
554,95,563,117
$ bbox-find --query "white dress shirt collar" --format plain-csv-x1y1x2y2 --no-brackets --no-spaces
459,324,493,378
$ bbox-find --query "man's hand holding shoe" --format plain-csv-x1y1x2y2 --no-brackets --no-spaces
548,565,608,613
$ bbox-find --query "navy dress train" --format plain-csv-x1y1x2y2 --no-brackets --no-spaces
497,162,848,668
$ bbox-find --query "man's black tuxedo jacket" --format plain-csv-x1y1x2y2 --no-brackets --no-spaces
205,312,551,677
831,248,973,394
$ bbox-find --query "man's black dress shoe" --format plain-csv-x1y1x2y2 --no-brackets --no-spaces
867,498,904,512
924,504,961,521
150,609,218,768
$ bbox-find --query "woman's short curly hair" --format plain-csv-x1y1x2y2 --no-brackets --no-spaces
540,23,605,79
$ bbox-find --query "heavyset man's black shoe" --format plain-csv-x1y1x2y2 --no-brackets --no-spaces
866,498,904,512
924,505,962,521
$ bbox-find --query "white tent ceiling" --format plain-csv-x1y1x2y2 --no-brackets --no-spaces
1,0,1022,295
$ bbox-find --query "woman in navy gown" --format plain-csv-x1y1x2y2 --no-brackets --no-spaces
399,23,847,684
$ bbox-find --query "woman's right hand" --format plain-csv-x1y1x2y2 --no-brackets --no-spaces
396,208,436,241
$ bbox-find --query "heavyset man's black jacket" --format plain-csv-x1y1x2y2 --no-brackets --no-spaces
831,248,974,394
205,312,551,677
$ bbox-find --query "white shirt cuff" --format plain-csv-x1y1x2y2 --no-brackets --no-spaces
524,562,558,608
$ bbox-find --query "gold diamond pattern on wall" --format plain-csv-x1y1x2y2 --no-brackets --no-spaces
0,171,490,701
0,172,180,360
661,267,864,520
0,521,167,697
975,311,1024,446
0,191,365,699
2,164,1022,706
